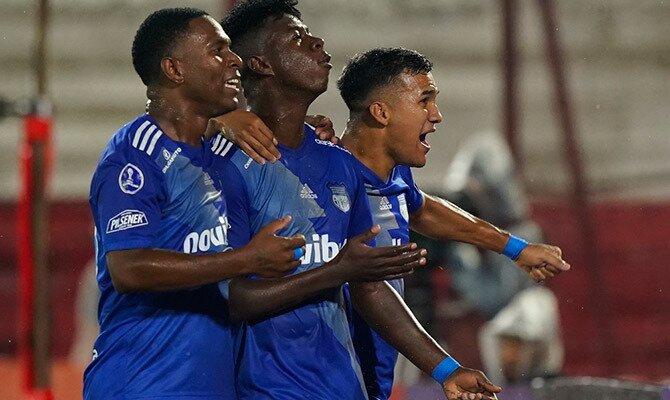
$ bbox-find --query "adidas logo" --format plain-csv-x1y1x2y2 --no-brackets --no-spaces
379,196,392,211
300,184,318,199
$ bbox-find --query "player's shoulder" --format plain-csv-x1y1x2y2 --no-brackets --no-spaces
208,133,255,172
91,115,168,196
309,130,352,157
305,126,357,166
313,137,351,154
99,114,167,167
209,133,237,159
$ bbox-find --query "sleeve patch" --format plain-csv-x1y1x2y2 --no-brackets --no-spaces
106,209,148,233
118,163,145,194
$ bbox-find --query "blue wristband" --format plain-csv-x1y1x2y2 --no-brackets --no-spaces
431,356,461,383
502,234,528,261
293,247,304,260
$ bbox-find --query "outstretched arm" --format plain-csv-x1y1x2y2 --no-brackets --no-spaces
228,225,426,322
410,193,569,282
349,281,502,400
410,193,507,251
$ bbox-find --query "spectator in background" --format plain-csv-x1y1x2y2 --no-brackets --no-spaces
479,286,563,385
441,132,538,319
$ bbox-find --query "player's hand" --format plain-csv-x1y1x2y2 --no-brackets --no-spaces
442,367,502,400
305,114,339,144
515,243,570,283
204,109,280,164
330,225,427,283
244,216,305,278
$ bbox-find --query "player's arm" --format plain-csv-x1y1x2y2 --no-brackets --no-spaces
228,225,426,322
223,157,424,321
410,192,570,282
349,281,501,400
107,216,304,293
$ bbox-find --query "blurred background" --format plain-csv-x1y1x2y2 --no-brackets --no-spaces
0,0,669,399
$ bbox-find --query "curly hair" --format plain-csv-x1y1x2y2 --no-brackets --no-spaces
221,0,301,50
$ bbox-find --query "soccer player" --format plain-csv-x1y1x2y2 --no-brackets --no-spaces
336,47,571,399
84,8,307,399
214,1,502,399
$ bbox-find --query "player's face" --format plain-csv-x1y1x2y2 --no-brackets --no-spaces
263,15,332,96
172,16,242,116
385,72,442,168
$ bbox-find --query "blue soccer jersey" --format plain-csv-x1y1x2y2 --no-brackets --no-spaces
84,114,236,400
346,159,425,400
208,125,374,400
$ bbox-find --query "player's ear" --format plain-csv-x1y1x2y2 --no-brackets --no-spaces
368,101,390,127
248,56,274,77
161,56,184,84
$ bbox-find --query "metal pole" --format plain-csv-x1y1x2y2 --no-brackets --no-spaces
32,0,52,390
36,0,48,96
18,0,54,398
501,0,523,170
536,0,614,375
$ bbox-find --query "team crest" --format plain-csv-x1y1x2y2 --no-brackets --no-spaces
118,163,144,194
328,183,350,213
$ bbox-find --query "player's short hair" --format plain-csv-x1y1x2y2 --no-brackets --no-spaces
337,47,433,112
132,7,209,86
221,0,301,82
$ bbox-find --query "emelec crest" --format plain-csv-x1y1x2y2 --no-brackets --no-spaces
328,183,350,213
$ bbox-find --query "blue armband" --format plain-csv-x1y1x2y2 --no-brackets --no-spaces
502,234,528,261
293,247,304,260
431,356,461,383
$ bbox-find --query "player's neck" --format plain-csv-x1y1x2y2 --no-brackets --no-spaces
248,91,314,149
341,125,395,182
146,97,208,147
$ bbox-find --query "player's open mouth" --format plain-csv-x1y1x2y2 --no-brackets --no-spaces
420,132,431,150
224,78,240,90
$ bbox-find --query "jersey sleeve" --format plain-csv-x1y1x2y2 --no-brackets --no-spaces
398,165,424,213
90,151,164,255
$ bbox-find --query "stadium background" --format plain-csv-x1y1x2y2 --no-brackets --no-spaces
0,0,668,398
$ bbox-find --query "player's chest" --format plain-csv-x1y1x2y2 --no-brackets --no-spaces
162,157,224,218
250,161,356,231
369,190,410,221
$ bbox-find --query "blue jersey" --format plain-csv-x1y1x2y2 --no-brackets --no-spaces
208,125,374,400
84,114,236,400
346,160,424,400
